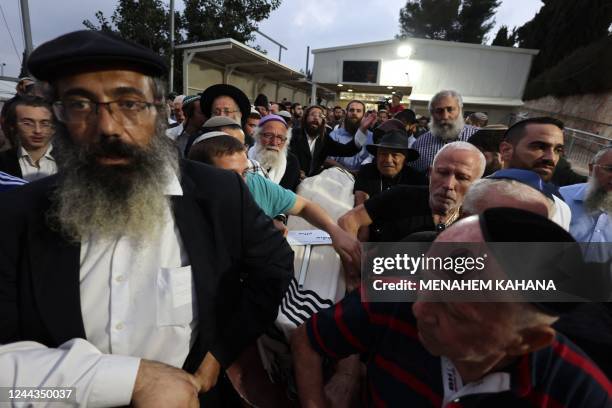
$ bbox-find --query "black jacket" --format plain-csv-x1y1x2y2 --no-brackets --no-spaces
0,159,293,403
289,127,362,177
0,147,22,178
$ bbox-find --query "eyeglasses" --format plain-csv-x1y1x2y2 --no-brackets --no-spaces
261,132,287,143
18,119,55,133
53,99,158,126
433,106,457,115
213,108,239,116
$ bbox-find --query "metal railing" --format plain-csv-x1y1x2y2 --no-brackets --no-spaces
564,127,611,171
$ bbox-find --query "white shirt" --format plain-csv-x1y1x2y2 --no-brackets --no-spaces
18,144,57,182
0,171,198,407
307,133,318,155
552,195,572,231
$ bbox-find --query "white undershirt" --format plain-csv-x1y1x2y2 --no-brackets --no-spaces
18,144,57,181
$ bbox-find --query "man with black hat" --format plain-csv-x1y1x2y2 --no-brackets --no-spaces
293,208,612,407
353,130,426,241
200,83,251,130
0,30,293,407
254,93,270,117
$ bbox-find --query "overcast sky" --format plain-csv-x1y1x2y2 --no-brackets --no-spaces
0,0,543,79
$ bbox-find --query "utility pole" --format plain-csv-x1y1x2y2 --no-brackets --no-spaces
169,0,175,93
305,46,310,78
20,0,34,60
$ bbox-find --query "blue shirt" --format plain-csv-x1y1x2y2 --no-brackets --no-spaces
410,125,479,173
328,127,373,172
0,171,26,192
560,182,611,261
246,172,296,218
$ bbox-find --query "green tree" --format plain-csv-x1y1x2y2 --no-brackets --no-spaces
516,0,612,79
454,0,500,43
182,0,281,44
397,0,500,44
491,25,516,47
398,0,461,40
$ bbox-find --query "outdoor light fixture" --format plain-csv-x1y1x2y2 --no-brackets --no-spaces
386,86,393,89
337,84,343,87
397,45,413,58
347,89,353,92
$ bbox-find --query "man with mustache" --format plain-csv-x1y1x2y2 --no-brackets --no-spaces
289,105,366,178
327,100,376,173
0,30,293,407
499,117,572,230
411,90,479,173
560,146,612,259
249,114,301,191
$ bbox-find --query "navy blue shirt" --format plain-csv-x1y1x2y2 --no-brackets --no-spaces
306,289,612,407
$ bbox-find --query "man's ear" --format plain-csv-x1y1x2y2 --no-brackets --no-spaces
507,326,556,356
499,141,514,163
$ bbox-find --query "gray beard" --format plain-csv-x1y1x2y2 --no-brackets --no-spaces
584,178,612,214
49,117,179,242
254,142,287,170
430,116,465,141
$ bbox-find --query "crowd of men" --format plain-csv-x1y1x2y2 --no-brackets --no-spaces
0,30,610,407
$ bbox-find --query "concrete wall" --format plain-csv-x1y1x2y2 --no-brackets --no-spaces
313,39,536,101
185,58,309,105
522,92,612,139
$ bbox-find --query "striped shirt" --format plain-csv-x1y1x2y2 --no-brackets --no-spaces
411,125,479,173
306,289,612,407
0,171,26,192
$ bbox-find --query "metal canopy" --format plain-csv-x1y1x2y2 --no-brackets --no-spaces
316,83,413,96
177,38,305,82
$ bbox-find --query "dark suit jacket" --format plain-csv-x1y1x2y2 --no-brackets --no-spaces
279,152,301,192
289,127,362,177
0,148,22,178
0,159,293,402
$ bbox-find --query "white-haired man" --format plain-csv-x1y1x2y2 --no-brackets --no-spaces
249,114,301,191
411,90,479,173
561,146,612,260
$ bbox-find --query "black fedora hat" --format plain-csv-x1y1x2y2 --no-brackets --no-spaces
200,84,251,128
366,130,419,162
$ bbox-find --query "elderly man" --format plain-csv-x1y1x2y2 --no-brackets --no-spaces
499,117,571,230
200,83,251,129
0,30,293,407
411,90,479,173
327,100,376,173
340,141,485,244
353,130,426,241
249,114,302,191
466,111,489,127
0,95,57,181
293,208,612,407
289,105,365,178
561,146,612,256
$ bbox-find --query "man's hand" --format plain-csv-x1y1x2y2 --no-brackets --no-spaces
194,351,221,393
273,219,289,237
329,225,361,271
360,112,377,132
131,359,200,408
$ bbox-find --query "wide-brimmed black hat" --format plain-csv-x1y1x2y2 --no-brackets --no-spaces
200,84,251,128
366,130,419,161
27,30,168,81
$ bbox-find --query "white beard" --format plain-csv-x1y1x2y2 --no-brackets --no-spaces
252,142,289,184
430,115,465,141
584,177,612,214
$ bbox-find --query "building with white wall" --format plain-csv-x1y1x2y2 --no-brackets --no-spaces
312,38,538,123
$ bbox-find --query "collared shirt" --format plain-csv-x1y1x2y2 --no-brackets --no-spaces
306,289,612,407
410,125,479,173
560,182,612,261
307,134,318,155
552,194,572,231
328,127,373,172
0,169,197,407
0,170,26,192
18,144,57,182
